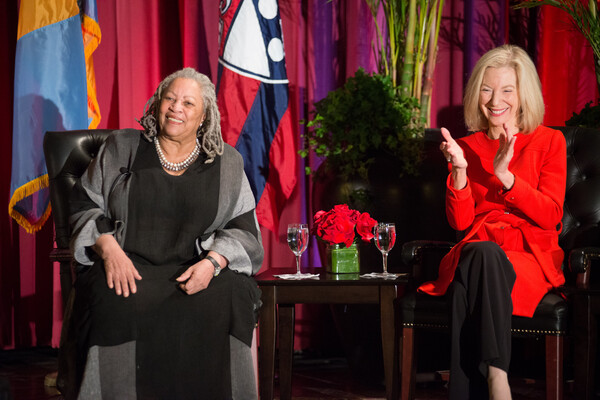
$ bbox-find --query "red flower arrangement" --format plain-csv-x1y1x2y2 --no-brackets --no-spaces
313,204,378,248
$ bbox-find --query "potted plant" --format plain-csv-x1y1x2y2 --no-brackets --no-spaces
300,68,424,183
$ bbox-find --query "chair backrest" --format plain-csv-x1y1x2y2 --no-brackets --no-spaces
43,129,114,249
555,126,600,254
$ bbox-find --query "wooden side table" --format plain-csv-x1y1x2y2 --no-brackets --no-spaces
255,270,407,400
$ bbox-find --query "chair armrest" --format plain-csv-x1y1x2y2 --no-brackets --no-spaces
569,247,600,290
401,240,455,265
401,240,455,283
49,248,74,263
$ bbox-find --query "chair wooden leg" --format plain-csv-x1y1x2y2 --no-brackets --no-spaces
573,293,596,400
401,326,416,400
545,334,563,400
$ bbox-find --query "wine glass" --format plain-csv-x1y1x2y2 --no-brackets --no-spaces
373,222,398,278
287,223,310,275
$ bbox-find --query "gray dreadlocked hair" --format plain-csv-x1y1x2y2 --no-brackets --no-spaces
138,67,224,163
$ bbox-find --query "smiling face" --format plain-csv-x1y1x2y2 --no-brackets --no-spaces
479,66,520,138
158,77,205,142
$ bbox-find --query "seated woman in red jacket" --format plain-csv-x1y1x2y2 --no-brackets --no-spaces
419,44,566,399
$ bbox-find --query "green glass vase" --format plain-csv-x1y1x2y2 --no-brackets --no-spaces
325,243,360,274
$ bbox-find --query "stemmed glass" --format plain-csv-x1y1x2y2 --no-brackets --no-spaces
287,223,311,276
372,222,398,278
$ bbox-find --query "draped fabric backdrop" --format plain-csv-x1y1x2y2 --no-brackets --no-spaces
1,0,597,350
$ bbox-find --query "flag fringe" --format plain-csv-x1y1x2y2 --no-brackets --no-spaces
8,174,52,234
87,70,101,129
82,15,101,128
81,15,101,59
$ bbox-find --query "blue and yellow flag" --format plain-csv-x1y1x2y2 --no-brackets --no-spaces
81,0,101,128
9,0,100,233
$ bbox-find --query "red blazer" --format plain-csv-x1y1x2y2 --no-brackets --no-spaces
419,125,567,317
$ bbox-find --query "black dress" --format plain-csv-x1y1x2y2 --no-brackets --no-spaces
73,139,260,399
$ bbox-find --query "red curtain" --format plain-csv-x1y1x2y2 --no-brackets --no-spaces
1,0,597,350
537,5,600,126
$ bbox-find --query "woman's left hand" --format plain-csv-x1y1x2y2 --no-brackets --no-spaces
494,123,516,190
176,259,215,295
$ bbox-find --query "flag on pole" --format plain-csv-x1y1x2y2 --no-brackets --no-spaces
9,0,90,233
81,0,102,129
217,0,297,234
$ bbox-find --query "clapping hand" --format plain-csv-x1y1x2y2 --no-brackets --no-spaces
494,123,516,174
494,123,516,190
440,127,467,169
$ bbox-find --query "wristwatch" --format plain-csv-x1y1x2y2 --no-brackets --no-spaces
205,255,222,277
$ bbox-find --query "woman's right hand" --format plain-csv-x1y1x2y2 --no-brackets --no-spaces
440,127,467,168
93,234,142,297
440,127,468,189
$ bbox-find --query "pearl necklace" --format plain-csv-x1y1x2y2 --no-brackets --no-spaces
154,137,201,172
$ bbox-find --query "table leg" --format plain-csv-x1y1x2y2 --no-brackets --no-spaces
278,304,295,400
380,285,398,400
259,286,276,400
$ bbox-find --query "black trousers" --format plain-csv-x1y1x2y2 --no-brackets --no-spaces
448,241,516,400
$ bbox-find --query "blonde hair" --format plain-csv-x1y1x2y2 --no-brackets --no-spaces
463,44,544,134
138,67,224,163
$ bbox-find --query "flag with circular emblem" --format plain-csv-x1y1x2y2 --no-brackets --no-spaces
217,0,297,234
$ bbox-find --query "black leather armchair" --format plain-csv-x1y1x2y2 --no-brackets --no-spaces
398,126,600,400
43,129,114,396
44,129,114,304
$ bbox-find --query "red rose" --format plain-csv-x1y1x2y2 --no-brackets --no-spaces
331,204,359,223
313,204,378,247
356,212,377,241
320,211,355,247
313,210,327,233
